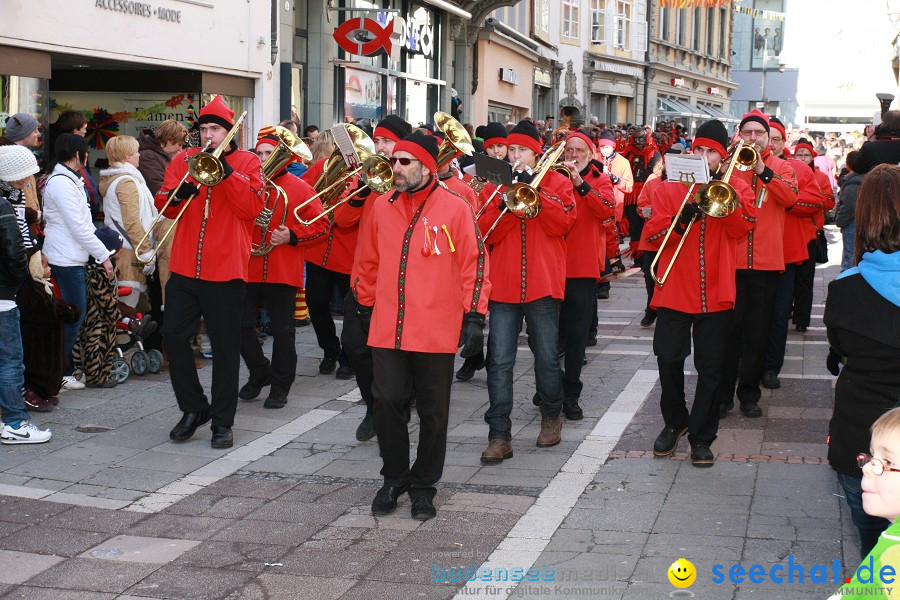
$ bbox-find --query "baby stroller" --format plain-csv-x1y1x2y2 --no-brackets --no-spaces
109,286,163,384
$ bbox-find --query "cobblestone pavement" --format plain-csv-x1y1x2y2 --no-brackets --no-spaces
0,228,856,599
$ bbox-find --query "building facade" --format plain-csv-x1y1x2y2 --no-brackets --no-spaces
1,0,277,155
647,0,737,133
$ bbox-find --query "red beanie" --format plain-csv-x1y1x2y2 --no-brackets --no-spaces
198,95,235,130
793,138,817,158
393,132,439,172
566,131,595,152
739,109,770,133
768,116,786,140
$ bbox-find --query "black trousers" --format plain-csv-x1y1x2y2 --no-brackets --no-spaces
240,282,298,392
642,250,658,312
763,263,798,375
792,239,816,328
163,273,245,428
654,307,732,445
624,204,644,249
716,269,779,408
559,278,596,402
340,291,374,413
372,348,454,497
305,262,350,365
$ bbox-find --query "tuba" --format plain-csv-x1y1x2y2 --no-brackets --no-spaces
434,111,474,169
251,126,313,256
136,111,247,264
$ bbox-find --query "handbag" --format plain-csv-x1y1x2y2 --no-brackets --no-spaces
815,229,829,264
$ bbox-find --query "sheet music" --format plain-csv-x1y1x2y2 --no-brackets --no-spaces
330,125,361,169
665,154,710,185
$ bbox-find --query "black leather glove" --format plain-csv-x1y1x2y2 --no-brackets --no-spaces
220,154,234,178
826,347,842,376
609,173,620,186
679,202,701,226
357,303,373,336
609,256,625,273
348,185,371,208
458,311,486,358
174,181,200,201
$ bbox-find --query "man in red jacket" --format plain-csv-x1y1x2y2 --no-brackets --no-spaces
477,119,577,462
155,95,264,448
354,133,490,520
761,123,824,390
791,137,836,333
716,110,798,419
645,119,755,466
238,128,328,408
559,130,615,420
336,114,411,442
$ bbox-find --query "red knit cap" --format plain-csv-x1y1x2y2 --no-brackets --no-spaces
566,131,595,152
739,109,770,133
393,133,438,172
507,119,543,155
255,125,279,150
768,116,786,140
793,139,817,158
198,95,235,129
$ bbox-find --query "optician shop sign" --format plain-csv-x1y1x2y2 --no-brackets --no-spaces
94,0,183,23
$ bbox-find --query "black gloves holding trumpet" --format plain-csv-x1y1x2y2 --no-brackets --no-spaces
673,202,702,235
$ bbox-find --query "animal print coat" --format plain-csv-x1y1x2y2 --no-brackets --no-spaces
73,262,119,385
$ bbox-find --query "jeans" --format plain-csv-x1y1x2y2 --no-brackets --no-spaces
50,265,86,376
485,297,563,440
836,472,890,559
0,308,28,423
841,222,856,272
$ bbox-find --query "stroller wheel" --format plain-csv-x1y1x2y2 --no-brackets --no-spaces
131,351,149,376
110,358,130,384
147,349,164,374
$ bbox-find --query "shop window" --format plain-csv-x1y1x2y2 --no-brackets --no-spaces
562,0,579,40
591,0,606,44
344,67,383,122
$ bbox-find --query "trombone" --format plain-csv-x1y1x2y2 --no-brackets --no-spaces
136,111,247,264
482,140,567,242
649,140,754,286
292,124,393,225
251,126,312,256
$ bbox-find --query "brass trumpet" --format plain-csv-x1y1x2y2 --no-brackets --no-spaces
251,126,312,256
649,141,747,286
136,111,247,264
482,140,567,242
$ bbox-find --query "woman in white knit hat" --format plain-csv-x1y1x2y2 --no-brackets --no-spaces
0,144,52,443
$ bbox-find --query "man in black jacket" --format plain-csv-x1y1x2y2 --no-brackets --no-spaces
0,145,52,444
854,111,900,174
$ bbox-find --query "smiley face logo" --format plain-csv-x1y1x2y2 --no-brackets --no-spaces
668,558,696,588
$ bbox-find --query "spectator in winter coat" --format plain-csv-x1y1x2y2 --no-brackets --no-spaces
835,150,863,271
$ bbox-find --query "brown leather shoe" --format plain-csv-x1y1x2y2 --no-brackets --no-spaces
480,439,513,463
536,416,562,447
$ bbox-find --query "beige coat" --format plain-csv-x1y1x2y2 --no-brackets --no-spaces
99,166,156,292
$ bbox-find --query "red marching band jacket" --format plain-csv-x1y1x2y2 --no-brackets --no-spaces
567,164,615,279
476,169,577,303
644,177,756,314
781,158,824,264
812,167,836,230
354,179,491,354
439,174,480,212
248,170,329,287
637,174,665,251
301,157,358,274
731,149,798,271
155,146,265,282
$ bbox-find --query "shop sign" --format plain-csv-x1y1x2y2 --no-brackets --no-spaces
671,78,685,87
333,17,398,59
94,0,182,23
708,86,720,95
398,10,434,57
499,68,520,85
534,68,552,87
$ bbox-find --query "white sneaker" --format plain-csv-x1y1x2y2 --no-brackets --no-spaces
61,375,85,391
1,421,52,444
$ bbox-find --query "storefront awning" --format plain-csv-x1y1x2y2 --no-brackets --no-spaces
696,104,740,124
657,97,703,118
